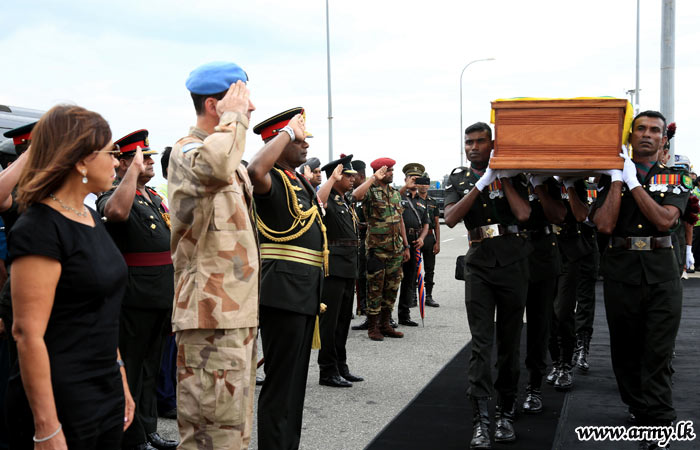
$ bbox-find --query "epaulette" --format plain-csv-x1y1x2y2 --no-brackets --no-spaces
445,166,469,190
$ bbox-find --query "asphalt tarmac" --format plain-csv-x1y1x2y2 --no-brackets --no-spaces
157,222,473,449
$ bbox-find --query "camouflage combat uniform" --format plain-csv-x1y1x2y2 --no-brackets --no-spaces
363,183,404,315
168,111,259,450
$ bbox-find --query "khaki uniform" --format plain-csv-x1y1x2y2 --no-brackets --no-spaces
168,111,259,449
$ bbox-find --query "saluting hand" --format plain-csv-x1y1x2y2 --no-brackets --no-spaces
132,146,146,174
288,114,306,142
216,80,253,119
374,166,388,182
331,164,344,182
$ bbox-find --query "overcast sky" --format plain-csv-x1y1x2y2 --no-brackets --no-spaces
3,0,699,188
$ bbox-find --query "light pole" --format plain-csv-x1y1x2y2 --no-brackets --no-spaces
460,58,495,166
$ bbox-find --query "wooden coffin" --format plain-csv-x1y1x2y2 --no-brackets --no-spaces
489,98,627,172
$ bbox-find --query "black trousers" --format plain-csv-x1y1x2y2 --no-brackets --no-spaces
423,232,436,296
356,241,367,314
550,254,584,364
524,275,558,387
258,306,315,450
464,259,528,399
398,242,418,320
318,276,355,377
604,275,681,424
156,334,177,414
574,248,599,337
120,307,170,448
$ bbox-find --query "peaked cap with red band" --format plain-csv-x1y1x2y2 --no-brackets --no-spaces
115,129,158,156
3,121,37,146
370,157,396,171
253,107,313,141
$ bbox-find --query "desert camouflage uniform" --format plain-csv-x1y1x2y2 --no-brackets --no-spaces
168,111,259,450
362,183,404,315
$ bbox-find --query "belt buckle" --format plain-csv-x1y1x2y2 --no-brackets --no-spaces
481,224,500,239
552,225,562,234
628,236,652,251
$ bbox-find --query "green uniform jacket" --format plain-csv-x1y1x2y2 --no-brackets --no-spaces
524,177,562,282
596,163,690,284
362,184,404,254
323,190,359,279
444,167,532,267
97,186,174,310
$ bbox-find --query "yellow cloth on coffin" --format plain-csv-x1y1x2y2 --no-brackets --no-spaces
489,97,635,146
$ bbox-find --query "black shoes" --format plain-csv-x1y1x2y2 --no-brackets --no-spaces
147,433,179,450
131,444,157,450
470,397,491,449
425,296,440,307
546,361,561,385
390,318,398,328
351,318,369,330
522,385,543,414
319,374,352,388
256,373,265,386
554,364,574,391
399,318,419,327
574,333,591,372
339,367,364,382
494,399,516,443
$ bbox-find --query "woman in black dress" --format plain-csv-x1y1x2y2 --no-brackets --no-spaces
7,105,136,449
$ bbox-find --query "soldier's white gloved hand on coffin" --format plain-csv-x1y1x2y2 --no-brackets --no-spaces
497,170,521,179
600,169,623,183
686,245,694,270
474,166,497,191
529,174,548,187
620,149,641,190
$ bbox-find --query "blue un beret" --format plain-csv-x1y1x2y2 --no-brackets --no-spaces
185,61,248,95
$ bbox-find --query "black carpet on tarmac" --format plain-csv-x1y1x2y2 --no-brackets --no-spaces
366,323,565,450
367,279,700,450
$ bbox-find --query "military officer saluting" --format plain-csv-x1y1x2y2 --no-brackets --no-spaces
444,122,531,448
316,154,364,388
592,111,689,447
352,158,410,340
97,130,178,450
397,163,429,326
248,107,324,450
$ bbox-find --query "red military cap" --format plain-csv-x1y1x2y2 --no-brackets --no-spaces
370,157,396,171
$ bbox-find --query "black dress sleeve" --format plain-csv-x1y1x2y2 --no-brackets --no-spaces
8,205,62,264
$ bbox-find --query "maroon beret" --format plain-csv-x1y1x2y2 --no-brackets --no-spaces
370,157,396,171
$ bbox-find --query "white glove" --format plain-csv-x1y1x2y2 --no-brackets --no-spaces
686,245,695,270
474,166,497,191
529,174,547,187
497,169,520,179
620,148,641,190
601,169,623,183
555,176,578,190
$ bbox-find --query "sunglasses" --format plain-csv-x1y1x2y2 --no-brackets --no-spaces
93,143,121,156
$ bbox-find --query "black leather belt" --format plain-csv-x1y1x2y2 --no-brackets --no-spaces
406,228,421,235
525,224,554,238
328,239,360,247
610,236,673,251
468,224,520,243
554,223,581,236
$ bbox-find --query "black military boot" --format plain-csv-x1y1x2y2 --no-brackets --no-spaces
494,396,516,443
424,284,440,307
554,363,573,391
574,332,591,372
470,397,491,449
522,384,543,414
546,360,561,385
351,317,369,330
